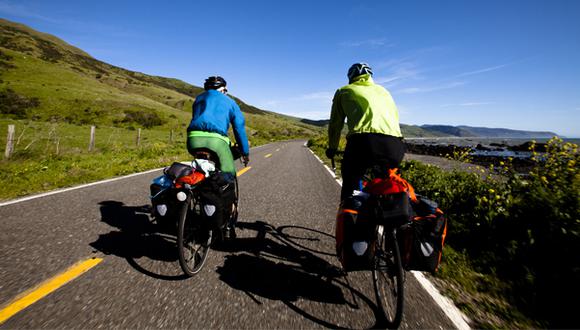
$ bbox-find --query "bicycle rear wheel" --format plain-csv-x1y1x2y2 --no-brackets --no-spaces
222,175,239,241
177,195,211,276
372,225,404,328
230,176,239,225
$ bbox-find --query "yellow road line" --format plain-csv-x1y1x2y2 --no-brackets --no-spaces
264,154,272,158
0,257,103,325
237,166,251,177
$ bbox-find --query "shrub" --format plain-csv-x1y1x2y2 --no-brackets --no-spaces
0,88,40,118
121,109,166,128
403,137,579,327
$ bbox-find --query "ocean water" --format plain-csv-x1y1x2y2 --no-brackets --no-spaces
405,137,579,158
406,137,578,146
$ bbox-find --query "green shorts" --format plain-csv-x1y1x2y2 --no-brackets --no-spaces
187,131,236,174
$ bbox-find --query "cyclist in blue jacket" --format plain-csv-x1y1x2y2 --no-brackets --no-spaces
187,76,250,175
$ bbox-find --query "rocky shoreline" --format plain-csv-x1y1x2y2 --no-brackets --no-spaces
404,140,547,173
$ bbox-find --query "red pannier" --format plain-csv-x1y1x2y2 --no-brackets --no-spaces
335,194,375,271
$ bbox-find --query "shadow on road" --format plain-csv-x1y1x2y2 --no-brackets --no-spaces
91,206,386,328
214,220,385,329
90,200,188,281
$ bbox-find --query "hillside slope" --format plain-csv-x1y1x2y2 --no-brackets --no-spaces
0,18,322,143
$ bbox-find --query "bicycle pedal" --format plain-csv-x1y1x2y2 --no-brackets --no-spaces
223,227,236,240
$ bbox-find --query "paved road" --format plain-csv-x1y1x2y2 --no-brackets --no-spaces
0,140,457,329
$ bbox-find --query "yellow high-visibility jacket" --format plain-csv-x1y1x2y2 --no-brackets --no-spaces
328,74,402,150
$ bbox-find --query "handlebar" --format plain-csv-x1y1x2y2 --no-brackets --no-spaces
230,144,249,167
329,150,344,174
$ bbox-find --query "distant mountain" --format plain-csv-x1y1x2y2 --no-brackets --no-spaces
419,125,558,138
297,119,554,139
401,124,451,137
299,120,452,137
300,119,329,127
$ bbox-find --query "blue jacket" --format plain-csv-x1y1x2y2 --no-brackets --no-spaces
187,89,250,155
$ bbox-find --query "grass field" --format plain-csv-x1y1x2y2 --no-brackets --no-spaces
0,114,325,200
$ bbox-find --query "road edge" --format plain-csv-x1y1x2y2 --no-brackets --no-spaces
0,168,163,208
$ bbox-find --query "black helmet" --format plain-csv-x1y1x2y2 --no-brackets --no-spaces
204,76,227,90
347,63,373,82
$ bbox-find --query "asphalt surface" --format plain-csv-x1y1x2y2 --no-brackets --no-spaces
0,140,457,329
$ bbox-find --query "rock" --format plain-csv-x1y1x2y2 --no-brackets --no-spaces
509,141,547,152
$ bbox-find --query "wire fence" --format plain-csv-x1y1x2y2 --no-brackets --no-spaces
3,123,185,159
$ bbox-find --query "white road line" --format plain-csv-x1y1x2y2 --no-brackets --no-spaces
306,145,471,330
0,168,163,208
413,271,471,330
307,148,342,185
0,143,271,208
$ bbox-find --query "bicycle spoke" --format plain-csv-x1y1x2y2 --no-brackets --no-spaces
372,227,404,328
177,196,211,276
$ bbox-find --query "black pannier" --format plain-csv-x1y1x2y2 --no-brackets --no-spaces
399,196,447,273
198,173,236,230
365,192,412,227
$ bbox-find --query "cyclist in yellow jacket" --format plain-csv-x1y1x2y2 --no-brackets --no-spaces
327,63,405,200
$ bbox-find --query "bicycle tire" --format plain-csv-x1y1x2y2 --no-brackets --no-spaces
177,194,211,276
372,225,405,328
231,176,239,225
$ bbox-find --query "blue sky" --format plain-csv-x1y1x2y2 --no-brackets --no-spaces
1,0,579,136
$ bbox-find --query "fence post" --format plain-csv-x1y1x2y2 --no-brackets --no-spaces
89,126,95,151
5,124,15,159
169,129,174,143
136,128,141,147
55,138,60,155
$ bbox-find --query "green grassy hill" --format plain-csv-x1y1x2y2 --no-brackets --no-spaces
0,18,322,144
0,18,326,199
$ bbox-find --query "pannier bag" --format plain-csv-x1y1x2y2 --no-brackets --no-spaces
335,168,448,273
365,192,412,228
151,162,195,220
199,172,236,230
399,196,447,273
335,192,376,271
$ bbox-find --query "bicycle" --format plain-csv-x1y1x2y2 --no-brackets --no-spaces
150,147,243,277
331,155,406,328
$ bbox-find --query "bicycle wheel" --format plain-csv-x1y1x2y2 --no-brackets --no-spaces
230,176,239,225
177,194,211,276
372,225,404,328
